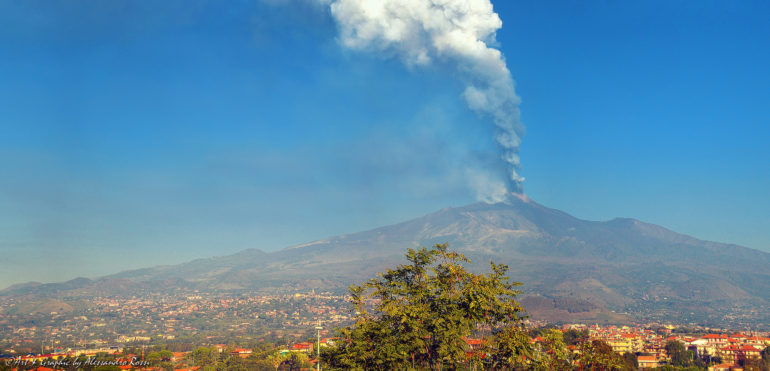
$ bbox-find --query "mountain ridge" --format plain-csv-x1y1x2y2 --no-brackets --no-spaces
3,196,769,326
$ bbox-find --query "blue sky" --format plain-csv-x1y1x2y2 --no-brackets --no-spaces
1,0,768,287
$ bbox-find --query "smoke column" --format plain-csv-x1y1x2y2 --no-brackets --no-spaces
322,0,525,198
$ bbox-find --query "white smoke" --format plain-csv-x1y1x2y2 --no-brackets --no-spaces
323,0,526,196
464,167,508,204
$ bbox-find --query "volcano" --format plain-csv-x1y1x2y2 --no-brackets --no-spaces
4,196,770,326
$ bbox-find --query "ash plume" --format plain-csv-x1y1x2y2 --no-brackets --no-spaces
323,0,526,197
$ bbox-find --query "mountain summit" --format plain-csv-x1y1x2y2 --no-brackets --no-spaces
4,197,769,326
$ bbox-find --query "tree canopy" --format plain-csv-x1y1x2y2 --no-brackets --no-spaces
324,243,531,370
665,340,693,367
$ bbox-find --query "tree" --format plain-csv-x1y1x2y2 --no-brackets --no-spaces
285,352,311,370
192,347,217,368
764,346,770,371
740,346,770,371
490,325,534,369
564,329,590,346
158,349,173,360
534,329,572,370
325,243,528,370
577,340,629,371
146,351,161,365
665,340,692,367
266,352,286,371
621,352,638,370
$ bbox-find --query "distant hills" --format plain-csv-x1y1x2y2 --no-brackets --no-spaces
4,194,769,327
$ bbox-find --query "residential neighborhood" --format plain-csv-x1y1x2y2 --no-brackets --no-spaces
1,291,768,370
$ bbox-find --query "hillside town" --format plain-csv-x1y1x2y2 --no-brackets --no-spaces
2,289,770,370
562,324,770,370
1,324,768,370
0,291,350,355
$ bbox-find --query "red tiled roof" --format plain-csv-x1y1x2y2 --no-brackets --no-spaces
703,334,728,339
464,338,484,346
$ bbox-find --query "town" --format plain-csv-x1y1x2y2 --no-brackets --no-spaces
1,291,768,370
0,291,350,354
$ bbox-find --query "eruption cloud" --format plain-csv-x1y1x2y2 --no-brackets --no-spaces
323,0,525,197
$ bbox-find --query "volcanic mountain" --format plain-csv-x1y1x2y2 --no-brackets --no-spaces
4,195,770,326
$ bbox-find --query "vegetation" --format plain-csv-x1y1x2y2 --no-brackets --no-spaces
322,243,528,370
665,340,694,367
739,346,770,371
321,243,643,370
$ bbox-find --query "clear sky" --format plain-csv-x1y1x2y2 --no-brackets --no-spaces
1,0,768,288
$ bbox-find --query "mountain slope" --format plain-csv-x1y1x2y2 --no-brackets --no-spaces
4,195,769,326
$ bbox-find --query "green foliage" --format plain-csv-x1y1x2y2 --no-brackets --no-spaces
563,329,590,345
534,329,572,370
489,325,533,369
762,346,770,370
222,355,250,371
286,352,312,370
253,359,279,371
324,243,528,370
146,351,161,364
577,340,631,371
266,352,286,371
665,340,693,367
621,352,638,370
192,346,218,368
735,346,770,371
740,358,768,371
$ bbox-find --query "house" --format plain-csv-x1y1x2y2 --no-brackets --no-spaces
464,338,484,350
463,338,485,360
319,338,337,347
687,338,709,356
290,342,313,354
171,351,189,362
606,334,636,353
637,355,659,369
230,348,252,359
703,334,729,345
711,363,742,371
719,344,761,363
